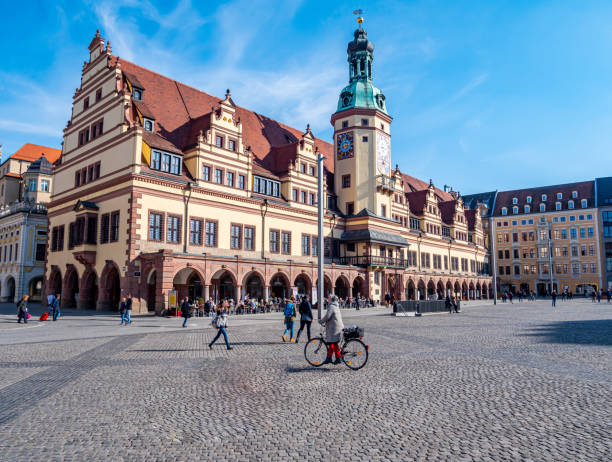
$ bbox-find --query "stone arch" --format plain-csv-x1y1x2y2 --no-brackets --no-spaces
47,267,62,301
243,270,265,300
294,273,312,298
406,278,415,300
461,281,468,300
62,265,79,308
417,279,426,300
426,279,436,299
269,271,291,299
352,276,365,298
211,268,238,302
174,267,206,302
99,261,122,311
335,274,350,299
4,276,15,303
476,282,482,299
79,267,98,309
436,280,444,298
445,280,452,296
315,275,333,299
481,282,488,299
28,276,44,302
468,281,475,300
146,268,157,312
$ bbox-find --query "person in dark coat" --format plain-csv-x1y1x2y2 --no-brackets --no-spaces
17,295,29,324
52,294,61,321
295,296,313,343
445,295,452,314
181,298,191,327
119,297,128,325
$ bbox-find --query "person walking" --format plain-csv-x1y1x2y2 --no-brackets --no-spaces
508,292,513,304
451,294,459,313
124,294,133,325
607,290,611,303
597,289,602,303
318,295,345,365
209,300,232,350
52,294,61,321
445,295,452,314
551,290,557,307
282,297,297,342
119,297,128,325
17,295,29,324
181,297,192,327
295,295,313,343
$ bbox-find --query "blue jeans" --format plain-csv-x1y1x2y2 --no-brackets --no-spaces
183,317,188,327
125,310,132,324
120,312,126,324
210,327,230,348
52,307,59,321
283,320,294,339
552,299,556,307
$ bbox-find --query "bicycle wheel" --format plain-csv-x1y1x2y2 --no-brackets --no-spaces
304,337,328,367
342,339,368,370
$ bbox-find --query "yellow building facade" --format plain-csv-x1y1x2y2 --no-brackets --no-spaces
44,27,490,313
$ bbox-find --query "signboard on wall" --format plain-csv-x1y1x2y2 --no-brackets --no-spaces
168,291,177,309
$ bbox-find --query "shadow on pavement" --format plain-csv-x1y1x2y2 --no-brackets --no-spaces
522,319,612,346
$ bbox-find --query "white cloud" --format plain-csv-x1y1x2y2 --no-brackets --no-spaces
449,72,489,103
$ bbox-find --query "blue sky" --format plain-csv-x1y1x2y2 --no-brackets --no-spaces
1,0,611,194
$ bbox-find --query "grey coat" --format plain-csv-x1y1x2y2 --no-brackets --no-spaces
319,301,344,343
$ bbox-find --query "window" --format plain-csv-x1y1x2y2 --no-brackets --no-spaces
215,135,223,148
226,171,234,187
309,166,315,176
144,119,154,132
96,88,102,102
572,191,578,198
202,165,210,181
83,97,89,110
110,212,120,242
281,231,291,254
167,215,180,243
252,175,281,197
238,175,245,189
361,118,368,126
300,163,306,173
540,204,546,212
149,213,163,241
580,228,586,238
542,194,547,201
342,121,348,128
513,206,518,214
292,189,298,201
501,207,507,215
29,180,36,192
312,236,319,256
512,197,518,205
570,228,577,239
35,243,45,261
133,88,142,100
100,214,110,243
526,196,532,203
215,169,223,184
346,202,354,215
205,221,217,246
555,202,561,211
302,234,310,255
362,136,368,142
170,156,181,175
269,230,279,253
230,224,242,249
381,205,386,217
244,226,254,250
189,219,202,245
309,193,315,205
342,174,351,188
152,151,161,170
557,192,562,200
524,205,530,213
581,199,588,208
86,216,97,244
568,200,574,209
588,227,594,238
228,139,236,151
161,154,170,172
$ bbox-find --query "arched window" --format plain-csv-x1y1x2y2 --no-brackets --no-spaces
557,192,563,200
542,194,547,202
524,205,530,213
512,206,518,214
581,199,588,208
526,196,532,203
572,191,578,198
512,197,518,205
540,203,546,212
555,202,562,211
501,207,508,216
568,200,574,209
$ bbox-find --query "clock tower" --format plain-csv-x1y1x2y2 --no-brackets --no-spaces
331,18,393,218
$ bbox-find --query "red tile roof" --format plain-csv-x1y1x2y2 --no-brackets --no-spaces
405,189,428,215
9,143,61,164
438,200,457,225
401,173,453,201
465,209,477,230
493,180,594,216
118,60,334,176
4,173,22,179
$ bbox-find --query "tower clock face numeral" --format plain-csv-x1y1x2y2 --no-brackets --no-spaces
376,132,390,175
337,132,354,160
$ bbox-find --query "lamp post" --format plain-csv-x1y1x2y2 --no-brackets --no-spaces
183,182,195,253
330,212,336,263
260,198,268,260
317,151,325,320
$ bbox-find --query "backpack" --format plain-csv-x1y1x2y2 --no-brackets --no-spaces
283,303,295,318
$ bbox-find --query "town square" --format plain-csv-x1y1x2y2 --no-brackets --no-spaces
1,1,612,460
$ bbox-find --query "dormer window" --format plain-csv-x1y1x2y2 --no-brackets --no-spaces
542,194,547,201
568,200,574,209
526,196,532,203
512,206,518,214
133,88,143,101
512,197,518,205
143,118,154,132
151,149,182,176
524,205,530,213
501,207,507,216
557,192,562,200
555,202,562,211
581,199,588,208
572,191,578,198
540,203,546,212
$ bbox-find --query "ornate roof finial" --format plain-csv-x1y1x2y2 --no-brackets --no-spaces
305,123,311,134
353,9,364,27
95,29,101,38
429,178,433,186
106,40,111,53
225,88,231,99
198,130,204,143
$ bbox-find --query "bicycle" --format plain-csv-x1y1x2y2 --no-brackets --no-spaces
304,326,369,370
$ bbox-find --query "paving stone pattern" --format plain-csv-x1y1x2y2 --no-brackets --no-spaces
0,301,610,461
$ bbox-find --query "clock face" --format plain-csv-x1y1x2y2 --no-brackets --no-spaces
336,132,354,160
376,132,390,175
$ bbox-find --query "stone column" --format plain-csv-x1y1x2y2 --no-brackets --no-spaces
265,285,271,300
204,285,210,301
235,285,241,303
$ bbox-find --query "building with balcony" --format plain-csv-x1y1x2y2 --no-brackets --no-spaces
595,177,612,291
0,144,59,301
43,26,490,313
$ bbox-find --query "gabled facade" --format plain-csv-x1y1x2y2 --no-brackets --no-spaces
43,26,490,313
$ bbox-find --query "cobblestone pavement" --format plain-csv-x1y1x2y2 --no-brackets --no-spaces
0,300,610,461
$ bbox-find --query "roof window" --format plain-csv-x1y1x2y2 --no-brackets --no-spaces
133,88,143,101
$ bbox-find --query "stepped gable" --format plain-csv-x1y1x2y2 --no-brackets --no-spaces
119,60,334,176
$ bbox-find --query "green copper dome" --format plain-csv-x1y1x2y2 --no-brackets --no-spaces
336,26,388,115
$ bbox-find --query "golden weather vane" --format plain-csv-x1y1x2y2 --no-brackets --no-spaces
353,8,364,25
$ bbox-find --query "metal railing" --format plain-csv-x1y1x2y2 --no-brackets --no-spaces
376,175,396,191
338,255,407,268
0,200,47,218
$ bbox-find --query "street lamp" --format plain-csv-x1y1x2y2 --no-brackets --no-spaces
260,198,268,260
330,212,336,263
317,150,326,320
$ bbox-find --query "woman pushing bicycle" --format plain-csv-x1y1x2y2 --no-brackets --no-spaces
318,295,345,365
